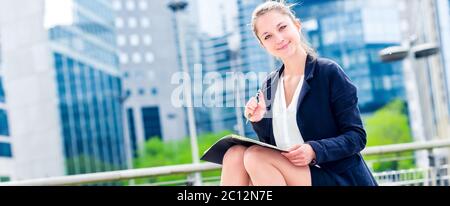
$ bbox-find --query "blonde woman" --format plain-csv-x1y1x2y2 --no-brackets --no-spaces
220,1,377,186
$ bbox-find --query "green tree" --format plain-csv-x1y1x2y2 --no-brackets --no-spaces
133,130,231,185
364,99,415,172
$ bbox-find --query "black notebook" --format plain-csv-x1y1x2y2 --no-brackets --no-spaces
200,134,288,165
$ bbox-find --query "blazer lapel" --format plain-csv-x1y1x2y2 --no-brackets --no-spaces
296,81,311,110
296,55,316,110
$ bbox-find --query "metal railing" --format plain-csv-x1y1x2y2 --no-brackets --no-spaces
1,139,450,186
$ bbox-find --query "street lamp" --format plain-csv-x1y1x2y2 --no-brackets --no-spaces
379,43,439,62
168,0,202,186
379,39,440,172
230,50,246,137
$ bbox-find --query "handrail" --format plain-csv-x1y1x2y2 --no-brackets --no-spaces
362,139,450,155
1,139,450,186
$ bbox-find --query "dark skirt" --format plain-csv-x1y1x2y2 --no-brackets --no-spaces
309,165,339,186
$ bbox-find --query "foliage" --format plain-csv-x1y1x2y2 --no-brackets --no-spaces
133,130,231,185
364,99,415,172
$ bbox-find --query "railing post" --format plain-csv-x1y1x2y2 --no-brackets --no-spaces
428,148,436,186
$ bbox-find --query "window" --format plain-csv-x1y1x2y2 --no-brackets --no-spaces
0,77,5,103
141,107,162,140
117,35,126,46
140,17,150,28
0,142,12,157
128,17,137,28
138,88,145,95
127,108,138,157
112,0,122,10
145,52,154,63
115,18,124,28
129,34,139,46
0,109,9,136
119,53,129,64
151,88,158,96
132,53,142,63
126,0,136,11
138,0,148,10
142,35,152,46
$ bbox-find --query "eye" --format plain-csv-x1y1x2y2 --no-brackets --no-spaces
264,34,272,40
279,25,287,31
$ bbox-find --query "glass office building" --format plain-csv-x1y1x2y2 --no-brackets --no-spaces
0,37,12,182
0,72,11,158
2,0,126,177
48,0,126,174
199,34,240,134
293,0,406,112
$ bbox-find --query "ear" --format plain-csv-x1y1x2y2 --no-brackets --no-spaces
295,18,302,31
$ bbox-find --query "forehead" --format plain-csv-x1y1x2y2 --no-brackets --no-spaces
255,10,291,36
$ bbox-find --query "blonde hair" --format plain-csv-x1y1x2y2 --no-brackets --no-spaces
251,0,317,58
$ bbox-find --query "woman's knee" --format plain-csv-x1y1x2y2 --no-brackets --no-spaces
243,145,267,170
222,145,247,166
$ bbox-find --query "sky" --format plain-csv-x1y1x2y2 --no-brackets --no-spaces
196,0,238,37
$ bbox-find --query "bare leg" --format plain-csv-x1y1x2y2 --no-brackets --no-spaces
243,145,311,186
220,145,251,186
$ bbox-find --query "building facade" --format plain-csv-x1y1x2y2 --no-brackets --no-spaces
112,0,190,158
293,0,406,113
0,36,13,182
0,0,127,179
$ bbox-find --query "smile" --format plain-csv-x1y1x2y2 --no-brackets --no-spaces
277,42,290,50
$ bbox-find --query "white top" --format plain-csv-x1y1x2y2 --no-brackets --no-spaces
272,75,305,150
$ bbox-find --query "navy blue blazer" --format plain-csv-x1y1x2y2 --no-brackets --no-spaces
251,54,377,186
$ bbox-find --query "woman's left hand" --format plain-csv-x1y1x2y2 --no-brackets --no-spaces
281,144,316,167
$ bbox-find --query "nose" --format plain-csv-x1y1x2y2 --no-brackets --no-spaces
274,34,285,45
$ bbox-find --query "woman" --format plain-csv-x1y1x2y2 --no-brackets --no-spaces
220,1,377,186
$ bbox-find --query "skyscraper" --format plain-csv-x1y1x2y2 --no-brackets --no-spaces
113,0,188,158
0,35,13,182
0,0,127,180
199,33,242,134
293,0,406,113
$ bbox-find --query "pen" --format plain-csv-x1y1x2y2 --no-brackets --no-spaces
244,84,272,124
245,90,261,124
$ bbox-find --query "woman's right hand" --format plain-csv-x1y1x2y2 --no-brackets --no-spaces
244,92,267,122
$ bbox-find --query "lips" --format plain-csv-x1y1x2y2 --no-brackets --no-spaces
277,42,290,50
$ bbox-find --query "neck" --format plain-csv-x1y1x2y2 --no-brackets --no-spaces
281,48,307,77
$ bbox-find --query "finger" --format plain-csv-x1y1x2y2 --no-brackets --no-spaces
288,147,303,157
291,157,306,163
245,108,256,116
296,145,307,154
294,162,308,167
283,151,296,159
247,105,256,111
246,97,258,107
282,152,296,160
287,144,301,152
245,107,255,115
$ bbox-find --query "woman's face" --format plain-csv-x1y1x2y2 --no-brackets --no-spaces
255,10,302,59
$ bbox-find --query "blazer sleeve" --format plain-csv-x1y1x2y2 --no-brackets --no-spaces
251,78,272,144
307,63,367,164
251,118,271,143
